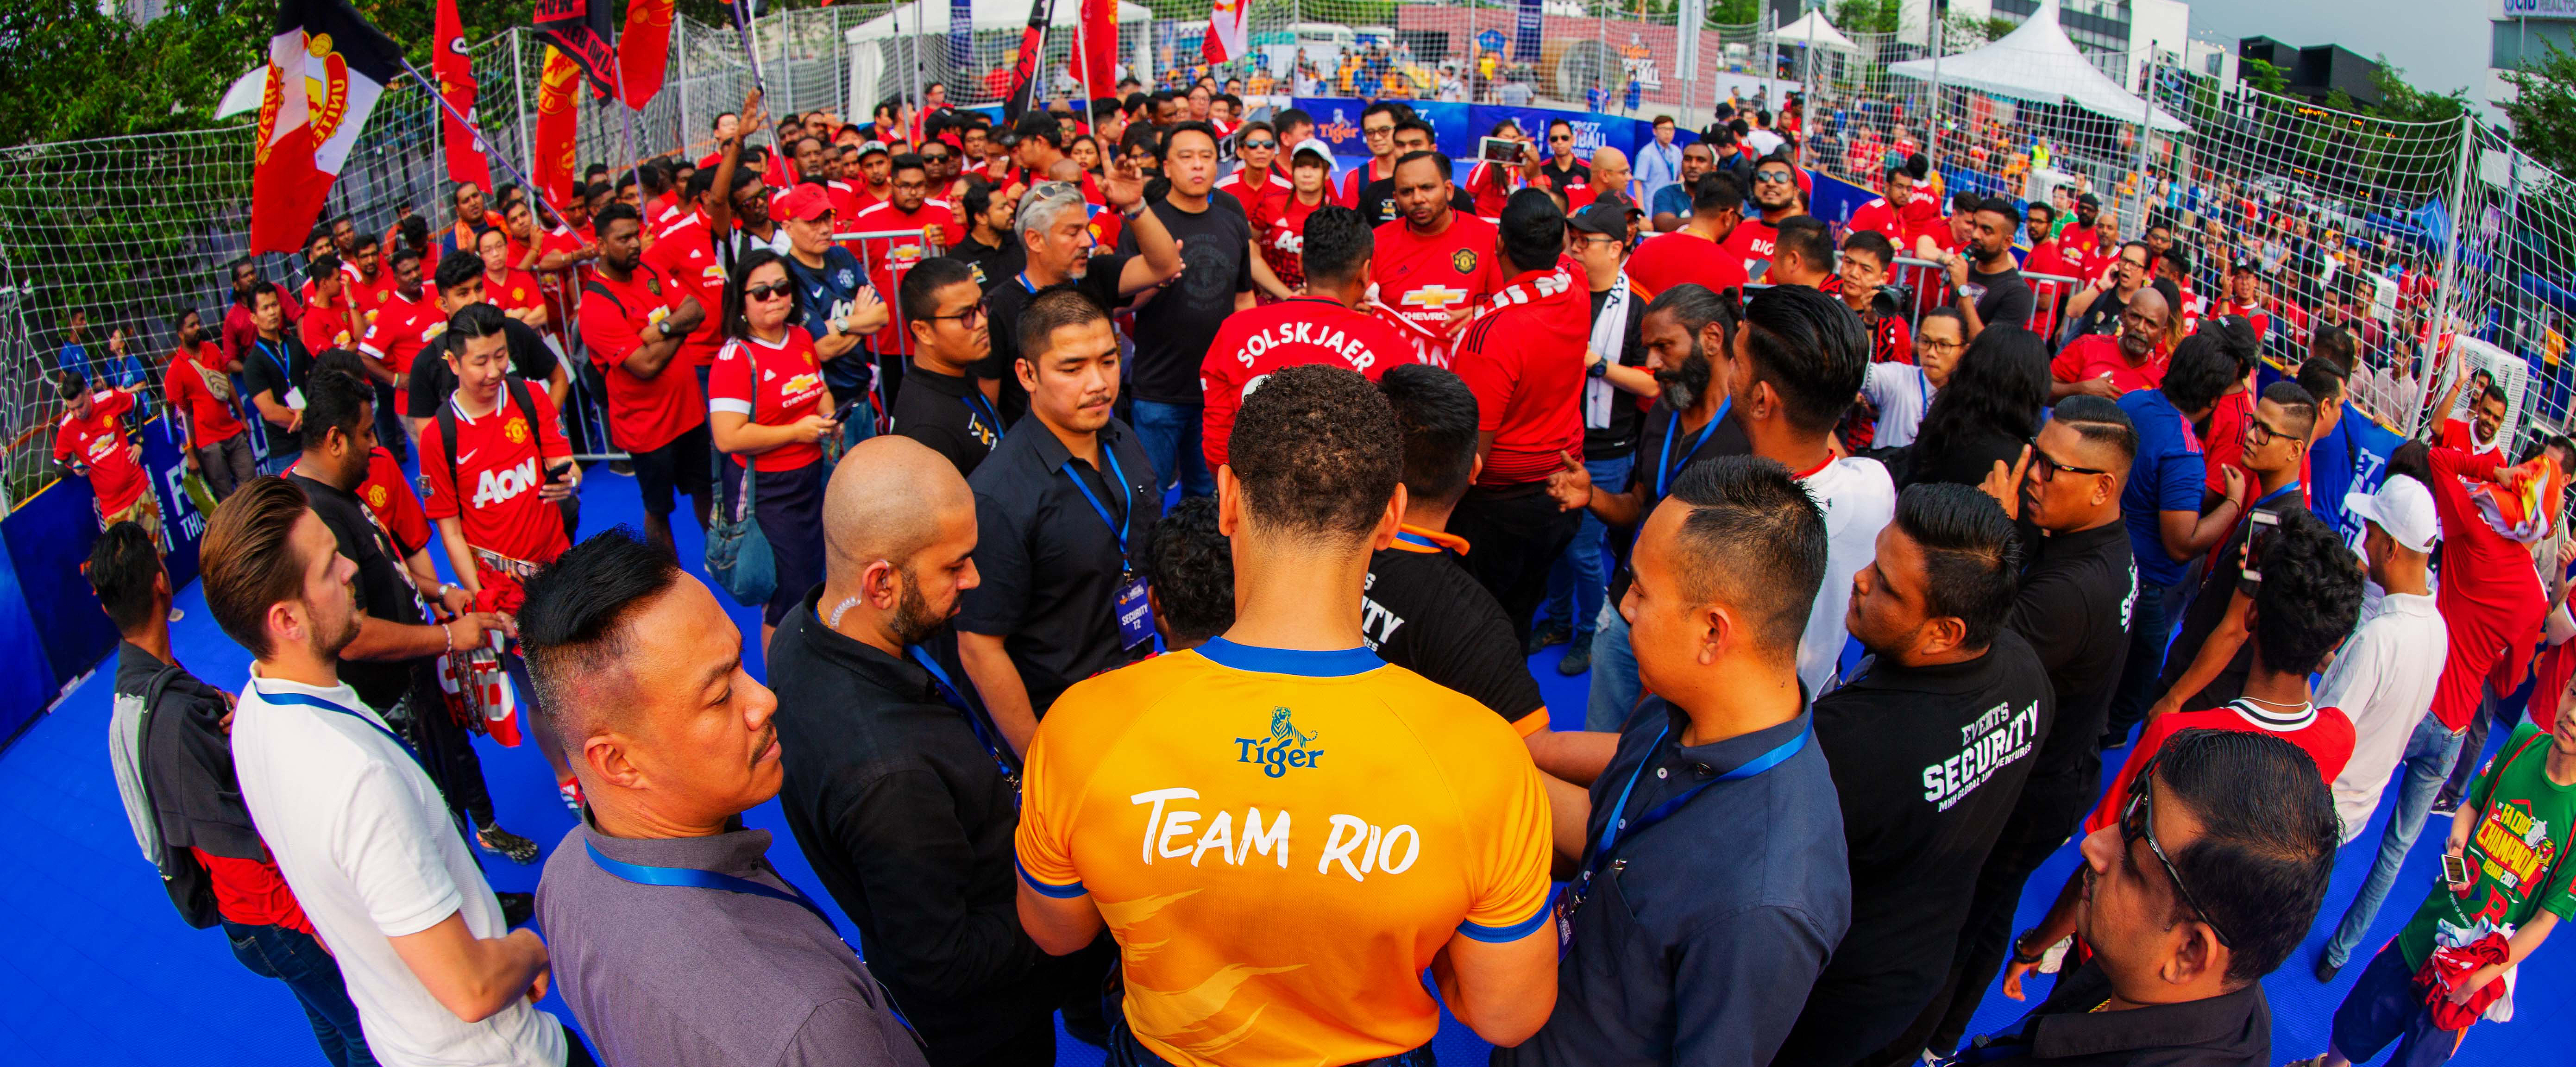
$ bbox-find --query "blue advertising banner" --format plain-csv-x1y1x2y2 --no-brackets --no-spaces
1513,0,1543,63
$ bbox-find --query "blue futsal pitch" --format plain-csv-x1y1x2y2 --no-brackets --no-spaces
2,464,2567,1066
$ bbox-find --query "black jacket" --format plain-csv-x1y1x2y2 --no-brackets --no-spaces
762,589,1090,1065
1961,962,2271,1067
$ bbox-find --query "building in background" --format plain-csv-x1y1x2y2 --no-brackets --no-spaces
1897,0,2188,92
2238,36,2386,108
2492,0,2576,121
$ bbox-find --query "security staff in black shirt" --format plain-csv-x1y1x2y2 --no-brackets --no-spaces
281,368,530,862
891,258,1003,477
956,288,1162,754
1916,396,2143,1059
1784,483,2052,1067
767,436,1098,1067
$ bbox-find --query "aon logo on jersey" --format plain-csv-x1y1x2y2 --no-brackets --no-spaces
471,457,541,508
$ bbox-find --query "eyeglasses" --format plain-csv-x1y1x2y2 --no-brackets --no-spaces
1241,140,1277,151
1917,338,1963,355
745,282,797,303
1363,126,1395,138
2119,750,2235,948
2244,416,2292,447
2031,446,2111,482
1753,171,1795,184
925,303,988,327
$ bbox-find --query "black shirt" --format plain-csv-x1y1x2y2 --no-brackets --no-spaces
239,332,313,411
943,235,1011,291
1784,630,2056,1066
977,251,1135,426
956,416,1162,714
764,592,1083,1063
891,360,1003,478
403,315,560,419
1541,158,1592,193
287,469,427,712
1966,961,2272,1067
1609,401,1752,603
2008,520,2137,797
2158,486,2308,712
1115,195,1251,406
1964,262,2036,331
1582,286,1650,460
1361,534,1546,728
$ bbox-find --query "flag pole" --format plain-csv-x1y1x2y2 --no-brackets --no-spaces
397,56,570,229
727,1,787,161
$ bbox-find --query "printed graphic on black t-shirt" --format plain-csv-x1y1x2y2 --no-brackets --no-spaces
1117,197,1252,405
1362,547,1545,725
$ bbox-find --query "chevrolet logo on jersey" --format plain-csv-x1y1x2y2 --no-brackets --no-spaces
1234,707,1324,778
782,371,820,395
1402,285,1468,310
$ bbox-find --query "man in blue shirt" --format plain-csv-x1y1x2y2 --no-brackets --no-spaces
1502,455,1849,1067
1647,143,1714,233
779,186,888,447
2104,334,2246,748
2300,328,2364,535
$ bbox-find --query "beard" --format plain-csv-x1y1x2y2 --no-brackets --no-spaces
888,569,951,648
1655,339,1714,414
308,591,362,662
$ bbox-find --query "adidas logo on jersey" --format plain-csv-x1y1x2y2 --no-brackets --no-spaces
470,457,541,508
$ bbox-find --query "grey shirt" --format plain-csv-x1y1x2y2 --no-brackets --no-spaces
537,821,930,1067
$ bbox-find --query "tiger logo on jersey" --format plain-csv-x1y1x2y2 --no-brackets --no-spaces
1234,707,1326,778
1451,249,1479,275
504,417,530,444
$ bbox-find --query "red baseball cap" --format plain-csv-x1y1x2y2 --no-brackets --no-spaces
778,184,835,222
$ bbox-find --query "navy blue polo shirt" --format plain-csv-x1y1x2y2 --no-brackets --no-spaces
786,246,876,396
2116,388,2207,588
1502,697,1850,1067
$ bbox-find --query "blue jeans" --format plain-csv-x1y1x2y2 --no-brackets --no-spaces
224,919,377,1067
2101,576,2187,747
1129,399,1215,498
2321,711,2469,968
1540,455,1634,643
1585,601,1645,732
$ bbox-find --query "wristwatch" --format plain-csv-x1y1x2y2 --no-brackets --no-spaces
2011,929,2048,966
1587,358,1610,379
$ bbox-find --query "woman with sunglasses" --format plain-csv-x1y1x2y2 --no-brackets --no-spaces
709,248,839,653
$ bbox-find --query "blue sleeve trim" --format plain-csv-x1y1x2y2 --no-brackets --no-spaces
1456,903,1552,943
1016,860,1088,899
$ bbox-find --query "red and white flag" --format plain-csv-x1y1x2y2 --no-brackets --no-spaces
1204,0,1250,63
1071,0,1118,94
433,0,492,192
250,0,402,254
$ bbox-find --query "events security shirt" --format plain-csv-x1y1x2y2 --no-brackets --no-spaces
1016,639,1553,1067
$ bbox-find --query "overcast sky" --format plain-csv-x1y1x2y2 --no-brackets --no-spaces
2179,0,2492,105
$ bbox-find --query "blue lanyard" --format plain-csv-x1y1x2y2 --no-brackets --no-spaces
2254,480,2302,509
1393,530,1449,554
908,646,1022,779
251,338,289,380
1573,716,1811,904
583,841,835,930
1656,398,1731,500
1015,272,1039,295
1062,447,1134,559
252,685,419,766
961,390,1002,439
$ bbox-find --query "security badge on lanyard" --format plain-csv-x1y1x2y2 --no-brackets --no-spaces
1062,446,1155,650
1555,718,1811,950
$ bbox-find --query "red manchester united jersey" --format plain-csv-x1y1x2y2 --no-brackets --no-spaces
1625,229,1750,303
709,331,830,472
848,199,961,357
579,262,710,454
641,215,730,370
1200,297,1421,470
420,389,574,583
358,293,445,375
1372,213,1504,340
1255,194,1331,292
54,388,147,514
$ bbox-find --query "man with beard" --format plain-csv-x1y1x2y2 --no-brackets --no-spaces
224,257,301,372
2048,285,2173,400
1648,142,1715,233
1941,197,2036,340
765,438,1100,1067
1372,151,1505,363
207,478,572,1067
2056,192,2105,277
1551,283,1751,726
580,202,713,558
164,306,254,502
2061,240,2155,344
1722,155,1803,273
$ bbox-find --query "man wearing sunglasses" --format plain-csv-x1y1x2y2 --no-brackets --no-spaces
1338,100,1414,209
780,186,890,445
1531,119,1590,198
1963,728,2338,1067
1721,156,1802,274
1211,120,1282,208
1781,483,2051,1067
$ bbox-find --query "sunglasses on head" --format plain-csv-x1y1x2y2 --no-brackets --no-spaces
745,281,796,302
2119,749,2234,948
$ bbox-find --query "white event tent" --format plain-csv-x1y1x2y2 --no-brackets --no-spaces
1888,1,2191,133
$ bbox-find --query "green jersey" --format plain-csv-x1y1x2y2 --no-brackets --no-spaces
2398,723,2576,967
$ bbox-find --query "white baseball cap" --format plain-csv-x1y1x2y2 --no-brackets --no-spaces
1289,139,1336,171
2345,474,2439,554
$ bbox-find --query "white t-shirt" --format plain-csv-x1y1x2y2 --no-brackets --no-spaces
1798,456,1897,696
1860,363,1936,448
2316,590,2449,843
232,673,566,1067
1746,128,1786,157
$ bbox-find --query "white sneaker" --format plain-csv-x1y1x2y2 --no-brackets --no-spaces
168,607,184,622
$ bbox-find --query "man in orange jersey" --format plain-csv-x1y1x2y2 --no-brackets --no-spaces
1017,364,1557,1067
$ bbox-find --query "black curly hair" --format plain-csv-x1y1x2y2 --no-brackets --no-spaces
2249,507,2364,676
1144,496,1233,647
1915,323,2048,469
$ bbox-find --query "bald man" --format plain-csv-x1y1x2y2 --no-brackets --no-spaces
1578,145,1640,212
762,437,1097,1067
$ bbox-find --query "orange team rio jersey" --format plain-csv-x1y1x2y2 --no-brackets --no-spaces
358,292,444,374
847,199,961,356
1371,214,1504,342
709,331,829,472
420,389,574,605
1624,228,1750,303
579,262,710,455
53,388,148,513
1200,297,1419,471
642,214,731,370
1015,640,1553,1067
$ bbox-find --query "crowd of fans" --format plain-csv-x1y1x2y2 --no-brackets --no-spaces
59,79,2576,1067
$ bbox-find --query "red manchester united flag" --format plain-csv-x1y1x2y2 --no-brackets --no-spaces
433,0,493,191
619,0,676,108
250,0,402,254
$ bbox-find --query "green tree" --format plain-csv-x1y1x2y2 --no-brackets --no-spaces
2243,57,2287,94
2503,41,2576,179
1831,0,1899,35
2363,54,2469,124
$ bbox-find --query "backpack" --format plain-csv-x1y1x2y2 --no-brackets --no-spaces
134,665,223,929
432,372,576,537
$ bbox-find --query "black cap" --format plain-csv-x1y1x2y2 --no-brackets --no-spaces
2077,191,2102,208
1568,200,1628,237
